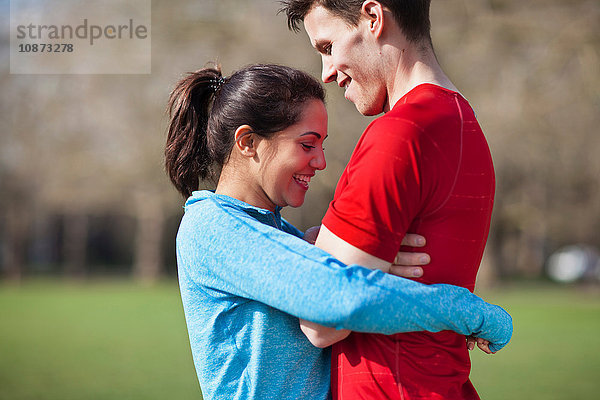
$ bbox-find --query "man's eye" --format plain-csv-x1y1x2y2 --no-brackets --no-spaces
301,144,315,150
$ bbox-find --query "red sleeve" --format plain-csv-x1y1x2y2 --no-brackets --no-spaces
322,117,427,263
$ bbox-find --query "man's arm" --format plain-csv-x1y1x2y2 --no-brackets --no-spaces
316,225,392,270
303,225,429,276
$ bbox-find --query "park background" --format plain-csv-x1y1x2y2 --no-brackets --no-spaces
1,0,599,399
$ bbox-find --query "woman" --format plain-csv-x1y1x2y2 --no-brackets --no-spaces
165,64,511,400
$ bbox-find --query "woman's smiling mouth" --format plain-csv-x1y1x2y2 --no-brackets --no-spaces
293,174,312,190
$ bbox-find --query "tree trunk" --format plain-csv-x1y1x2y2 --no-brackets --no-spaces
133,196,165,284
63,213,88,278
1,205,29,281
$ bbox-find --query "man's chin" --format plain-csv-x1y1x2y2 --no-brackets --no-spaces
347,94,386,116
354,101,385,116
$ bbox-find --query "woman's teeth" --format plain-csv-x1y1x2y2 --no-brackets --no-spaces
293,174,311,188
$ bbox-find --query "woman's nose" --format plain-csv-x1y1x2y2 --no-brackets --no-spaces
310,148,326,170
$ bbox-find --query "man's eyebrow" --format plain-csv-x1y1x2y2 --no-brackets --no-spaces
313,39,328,54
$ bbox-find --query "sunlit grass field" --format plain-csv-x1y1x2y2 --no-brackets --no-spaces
1,279,599,400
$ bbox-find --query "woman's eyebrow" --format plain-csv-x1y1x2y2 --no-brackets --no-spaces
300,131,326,139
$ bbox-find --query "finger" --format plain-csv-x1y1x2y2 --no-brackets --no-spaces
303,226,321,244
394,252,430,266
477,340,494,355
401,234,426,247
389,265,424,278
466,336,476,351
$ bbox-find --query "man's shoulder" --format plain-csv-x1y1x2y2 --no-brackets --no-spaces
365,84,470,141
362,105,429,144
390,84,460,121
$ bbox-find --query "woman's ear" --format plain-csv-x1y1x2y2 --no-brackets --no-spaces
234,125,256,157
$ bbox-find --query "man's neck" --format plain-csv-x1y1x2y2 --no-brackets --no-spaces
385,46,458,112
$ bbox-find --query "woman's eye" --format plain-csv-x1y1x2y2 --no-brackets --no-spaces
301,144,315,150
324,44,332,56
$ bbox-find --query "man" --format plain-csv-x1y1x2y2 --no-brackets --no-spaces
281,1,497,399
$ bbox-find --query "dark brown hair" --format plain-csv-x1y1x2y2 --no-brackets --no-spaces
280,0,432,44
165,64,325,198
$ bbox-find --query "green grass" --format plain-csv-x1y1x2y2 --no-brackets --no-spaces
470,283,600,400
0,279,201,400
1,280,599,400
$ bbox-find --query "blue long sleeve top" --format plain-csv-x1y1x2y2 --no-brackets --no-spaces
176,191,512,400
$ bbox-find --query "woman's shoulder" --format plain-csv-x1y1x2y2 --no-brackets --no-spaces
280,217,303,238
182,192,248,227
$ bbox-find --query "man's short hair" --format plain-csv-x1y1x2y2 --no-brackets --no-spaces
280,0,432,44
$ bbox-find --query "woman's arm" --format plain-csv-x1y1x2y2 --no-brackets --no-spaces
299,226,429,348
179,200,512,352
301,226,504,352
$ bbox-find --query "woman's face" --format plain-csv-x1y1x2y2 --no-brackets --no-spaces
254,99,328,211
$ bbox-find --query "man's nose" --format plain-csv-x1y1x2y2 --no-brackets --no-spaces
321,58,337,84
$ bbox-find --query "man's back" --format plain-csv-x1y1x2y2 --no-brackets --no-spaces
324,84,495,400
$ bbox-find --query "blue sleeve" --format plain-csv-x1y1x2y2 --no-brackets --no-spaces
177,200,512,352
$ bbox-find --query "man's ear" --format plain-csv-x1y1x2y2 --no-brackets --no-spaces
234,125,256,157
362,1,384,38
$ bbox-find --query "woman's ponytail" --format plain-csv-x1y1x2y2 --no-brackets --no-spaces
165,67,223,198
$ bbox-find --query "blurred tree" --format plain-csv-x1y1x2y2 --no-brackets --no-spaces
1,0,598,283
431,0,600,278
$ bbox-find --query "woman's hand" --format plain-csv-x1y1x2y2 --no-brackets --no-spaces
467,336,494,354
389,234,430,278
302,225,321,244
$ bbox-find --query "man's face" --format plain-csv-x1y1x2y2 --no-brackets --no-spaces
303,5,387,116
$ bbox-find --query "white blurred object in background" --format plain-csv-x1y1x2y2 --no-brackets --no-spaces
546,245,600,283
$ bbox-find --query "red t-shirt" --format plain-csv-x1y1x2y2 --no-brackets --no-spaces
322,84,495,400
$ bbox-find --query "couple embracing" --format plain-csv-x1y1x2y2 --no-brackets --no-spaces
165,1,511,399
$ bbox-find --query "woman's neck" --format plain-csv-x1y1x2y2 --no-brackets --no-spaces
215,164,275,212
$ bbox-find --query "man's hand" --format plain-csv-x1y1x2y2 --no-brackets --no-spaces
307,229,430,278
389,234,430,278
